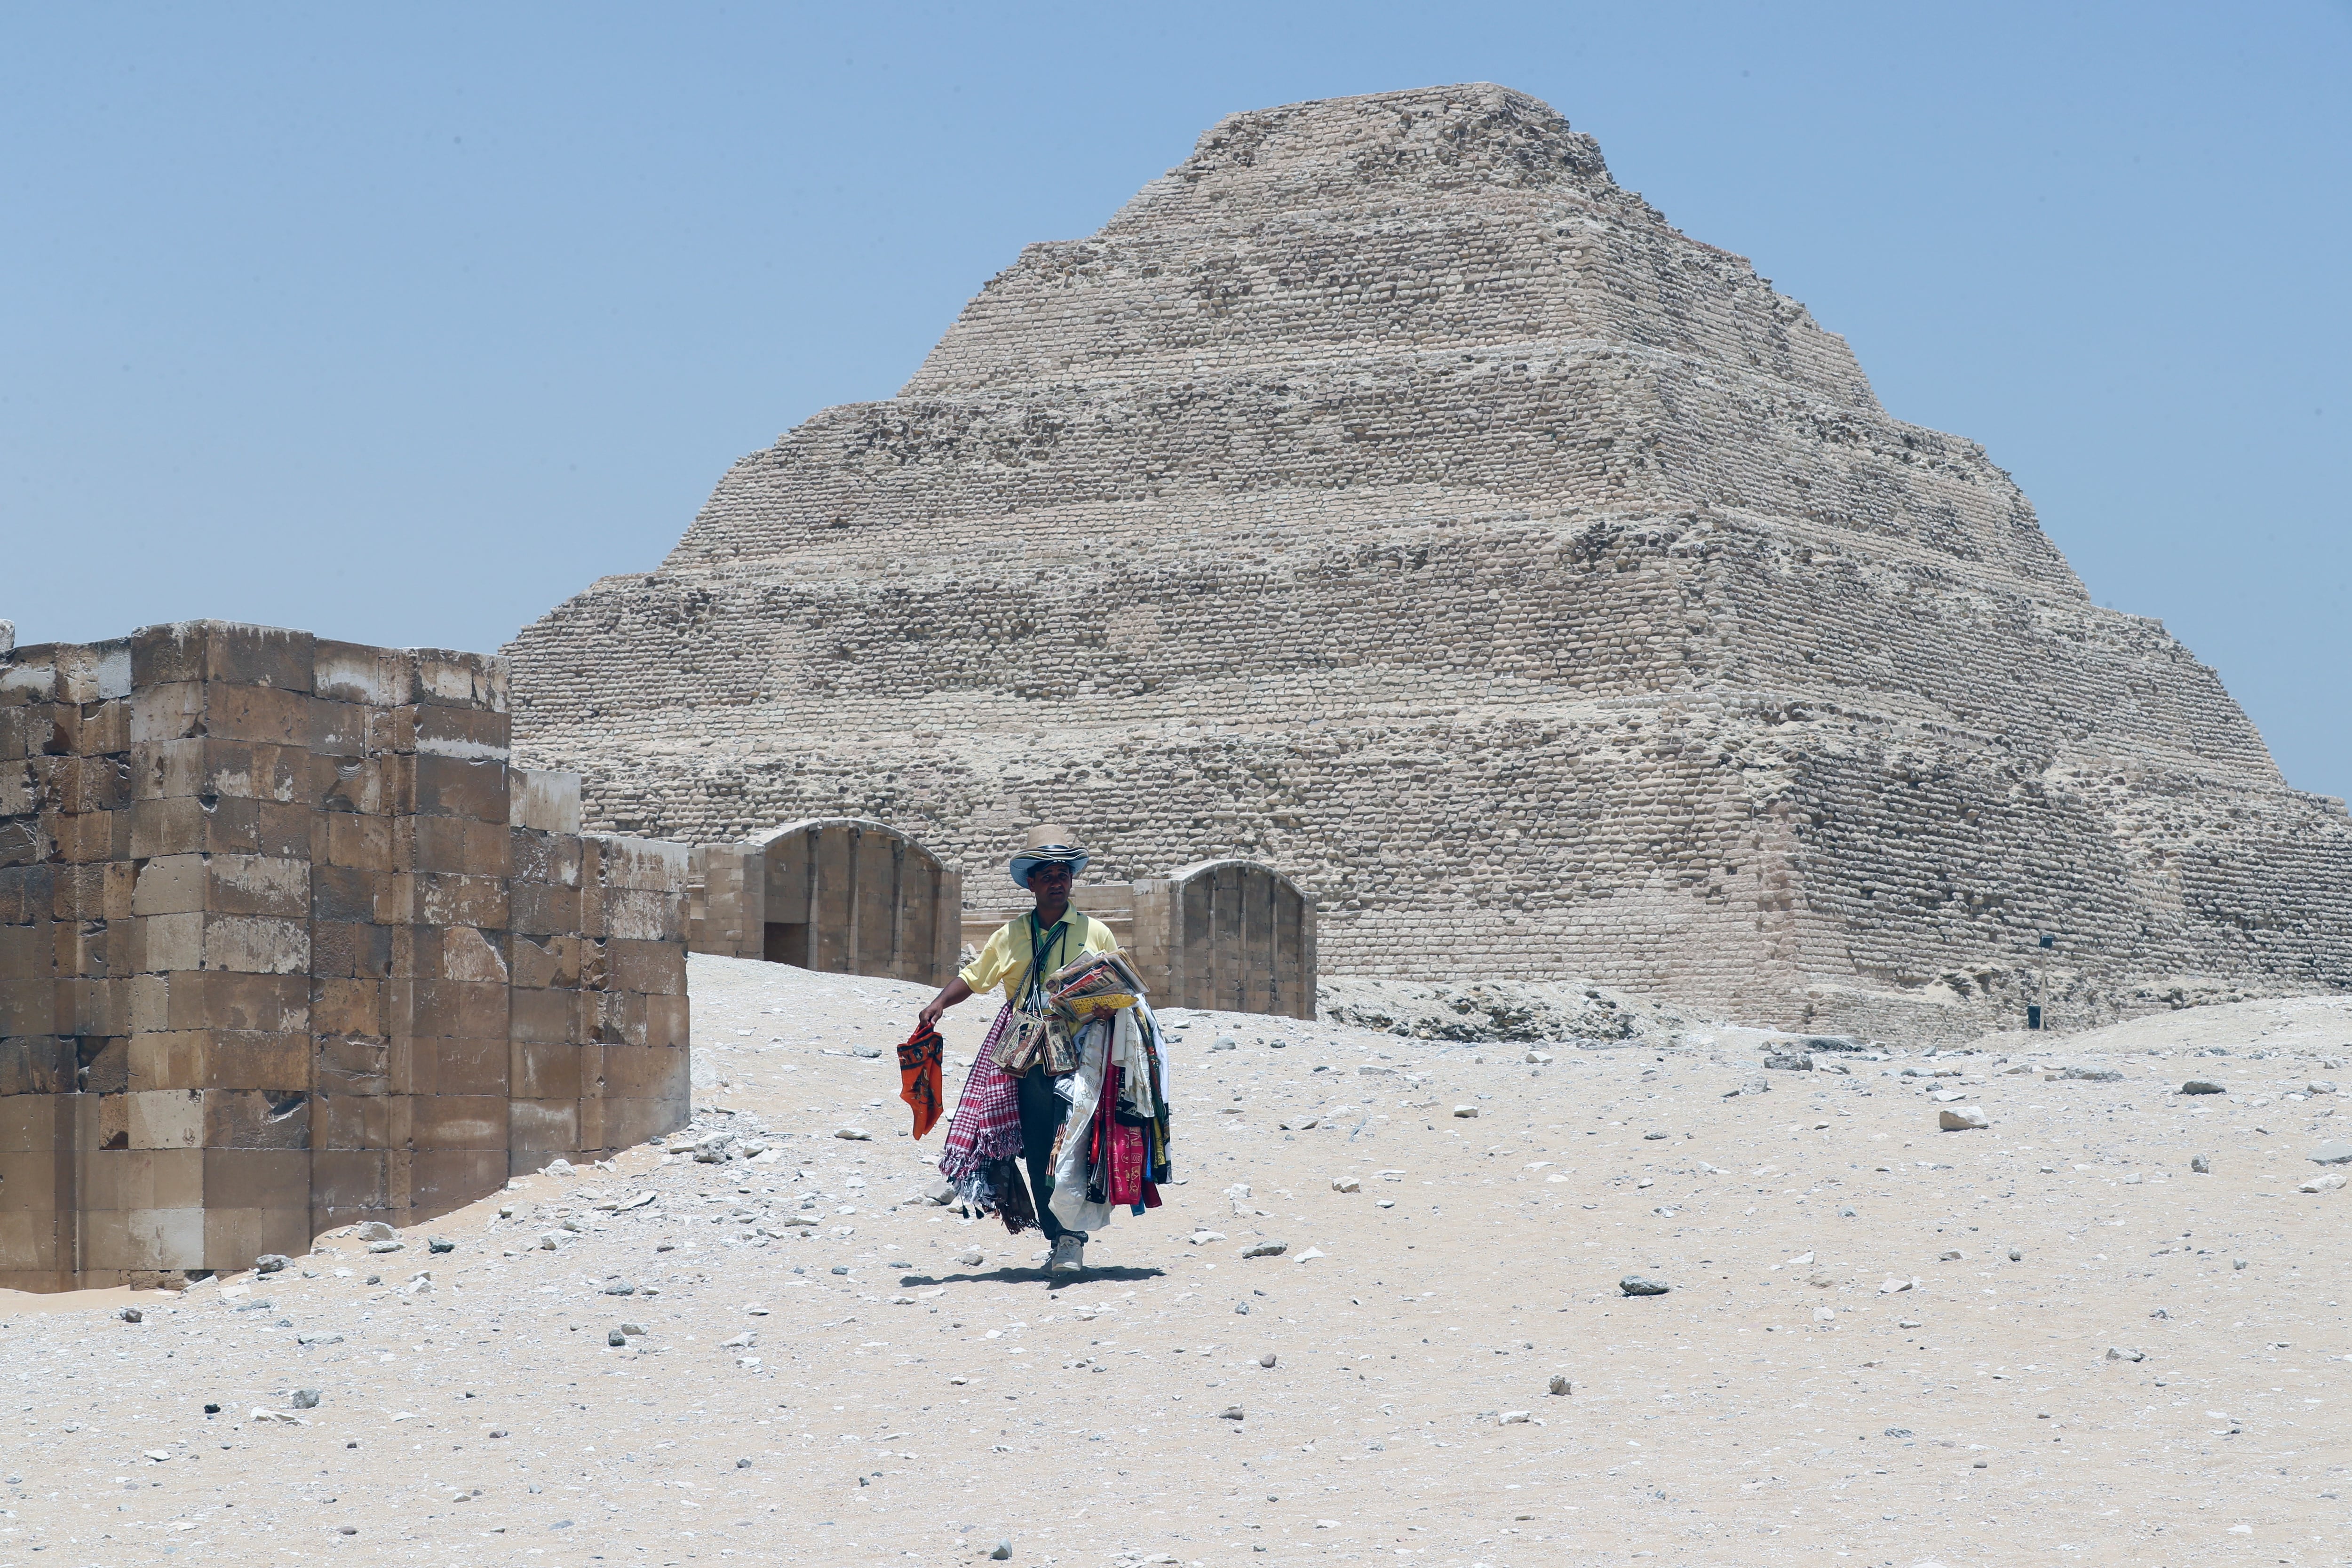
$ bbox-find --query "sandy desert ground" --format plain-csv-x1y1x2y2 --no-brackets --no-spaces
2,955,2348,1567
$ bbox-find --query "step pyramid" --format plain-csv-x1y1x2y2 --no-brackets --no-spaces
507,83,2352,1039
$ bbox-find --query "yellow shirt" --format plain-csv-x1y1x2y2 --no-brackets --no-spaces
961,912,1121,1004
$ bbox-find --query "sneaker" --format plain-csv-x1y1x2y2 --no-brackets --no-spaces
1048,1234,1086,1273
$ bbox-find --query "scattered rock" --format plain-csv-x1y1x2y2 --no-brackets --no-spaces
1619,1275,1670,1297
1642,1130,1668,1141
1548,1375,1571,1396
291,1388,322,1409
919,1177,956,1205
607,1329,627,1347
1218,1406,1245,1421
1260,1353,1278,1368
1938,1105,1990,1130
602,1279,636,1296
355,1222,395,1243
2180,1079,2227,1095
1331,1176,1360,1193
2106,1346,2146,1362
620,1322,647,1337
1879,1278,1917,1295
428,1236,455,1254
2298,1173,2346,1194
254,1254,291,1274
990,1542,1012,1560
1497,1410,1530,1425
955,1248,984,1267
1213,1037,1237,1051
1883,1426,1913,1439
2008,1248,2023,1262
851,1045,882,1059
119,1307,142,1323
367,1239,404,1255
1452,1105,1479,1119
1763,1053,1813,1071
2059,1067,2123,1082
2307,1141,2352,1166
2191,1154,2211,1173
1939,1250,1963,1261
1241,1241,1288,1259
835,1127,873,1142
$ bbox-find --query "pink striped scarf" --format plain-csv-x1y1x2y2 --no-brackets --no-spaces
937,1005,1022,1184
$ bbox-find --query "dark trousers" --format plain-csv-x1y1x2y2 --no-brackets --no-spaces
1016,1067,1081,1243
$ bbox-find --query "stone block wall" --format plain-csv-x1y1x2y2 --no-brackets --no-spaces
0,621,690,1291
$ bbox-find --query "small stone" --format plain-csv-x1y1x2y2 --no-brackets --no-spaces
1879,1277,1916,1295
1548,1375,1571,1395
1330,1176,1360,1193
1497,1410,1530,1425
990,1541,1012,1560
1214,1036,1238,1051
254,1253,291,1274
1898,1318,1922,1329
835,1127,872,1141
2297,1173,2346,1194
1763,1053,1813,1071
292,1388,322,1409
1619,1275,1669,1297
1939,1250,1963,1262
851,1045,883,1059
2233,1258,2249,1270
1883,1426,1913,1439
955,1247,984,1267
1838,1206,1857,1217
1938,1105,1990,1130
2307,1141,2352,1165
356,1221,395,1242
339,1525,358,1536
1643,1131,1668,1141
1452,1105,1479,1119
620,1322,647,1336
1234,1301,1250,1315
602,1279,636,1295
1241,1241,1288,1258
2106,1346,2145,1362
367,1239,404,1254
2008,1248,2023,1262
1260,1353,1278,1368
736,1457,752,1468
119,1306,142,1323
1218,1406,1245,1421
537,1233,560,1250
2180,1079,2227,1095
498,1203,516,1218
1525,1051,1553,1065
921,1177,956,1205
428,1236,455,1254
2190,1154,2211,1173
608,1329,627,1347
2060,1066,2124,1082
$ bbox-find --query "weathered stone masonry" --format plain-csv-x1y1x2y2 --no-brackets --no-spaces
506,83,2352,1039
0,621,689,1291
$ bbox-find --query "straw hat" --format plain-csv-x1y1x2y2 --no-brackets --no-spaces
1009,824,1091,889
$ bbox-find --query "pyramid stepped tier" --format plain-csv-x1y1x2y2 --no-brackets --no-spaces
508,84,2352,1038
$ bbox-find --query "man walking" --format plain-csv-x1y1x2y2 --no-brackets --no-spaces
922,826,1120,1273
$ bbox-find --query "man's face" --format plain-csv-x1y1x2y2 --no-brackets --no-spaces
1029,864,1075,900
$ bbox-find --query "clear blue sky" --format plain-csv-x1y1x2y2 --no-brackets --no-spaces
5,4,2347,794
